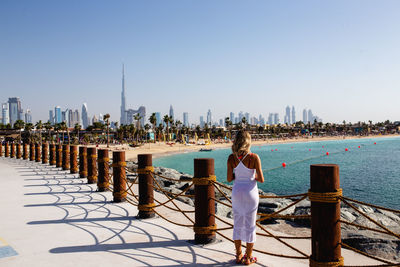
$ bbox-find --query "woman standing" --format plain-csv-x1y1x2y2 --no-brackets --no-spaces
227,130,264,265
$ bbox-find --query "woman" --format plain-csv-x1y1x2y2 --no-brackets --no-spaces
227,130,264,265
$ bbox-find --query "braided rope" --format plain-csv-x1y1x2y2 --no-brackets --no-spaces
341,243,398,266
339,219,398,237
341,196,400,214
97,158,109,163
257,195,307,223
112,162,127,167
137,166,154,174
309,256,344,267
192,175,216,185
308,189,342,203
138,203,156,211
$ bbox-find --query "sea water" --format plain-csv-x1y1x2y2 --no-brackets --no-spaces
154,136,400,209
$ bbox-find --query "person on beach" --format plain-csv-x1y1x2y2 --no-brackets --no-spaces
227,130,264,265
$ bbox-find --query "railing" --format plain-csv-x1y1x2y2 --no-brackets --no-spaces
2,142,400,267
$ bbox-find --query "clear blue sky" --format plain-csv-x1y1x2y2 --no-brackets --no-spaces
1,0,400,124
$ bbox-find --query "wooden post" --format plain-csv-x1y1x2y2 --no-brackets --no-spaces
97,149,110,192
79,146,88,178
16,144,22,159
35,143,41,162
193,158,216,244
42,143,48,164
138,154,155,218
0,143,2,157
87,147,97,184
112,151,126,202
29,143,35,161
62,144,70,170
10,143,15,158
56,144,62,168
310,164,342,266
23,143,29,160
70,145,78,174
49,144,56,165
5,143,10,157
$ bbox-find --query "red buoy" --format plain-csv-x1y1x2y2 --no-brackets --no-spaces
275,149,278,151
358,146,361,148
282,162,286,167
374,142,376,145
345,148,348,151
322,146,324,148
271,149,274,152
309,149,311,151
291,146,293,149
326,152,329,156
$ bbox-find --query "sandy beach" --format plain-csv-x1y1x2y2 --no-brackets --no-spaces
94,134,398,162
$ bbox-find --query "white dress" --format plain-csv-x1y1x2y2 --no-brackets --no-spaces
232,153,259,243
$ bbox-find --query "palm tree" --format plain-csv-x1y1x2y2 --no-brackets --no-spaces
24,123,34,143
60,121,67,144
103,114,110,147
133,113,142,143
13,120,25,142
44,121,52,142
74,123,81,144
149,113,157,143
163,115,170,141
35,120,43,144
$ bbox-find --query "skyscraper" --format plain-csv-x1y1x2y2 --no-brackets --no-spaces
244,112,250,123
284,105,291,124
2,103,9,125
183,112,189,127
230,112,234,123
25,109,32,123
49,110,54,124
8,97,22,126
267,113,273,125
54,106,62,124
291,106,296,124
68,109,74,127
200,116,205,128
169,105,174,120
308,109,314,123
206,109,212,126
274,113,279,124
155,112,161,126
303,109,307,123
82,103,89,129
120,64,127,125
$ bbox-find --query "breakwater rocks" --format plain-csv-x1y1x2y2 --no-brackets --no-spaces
126,162,400,262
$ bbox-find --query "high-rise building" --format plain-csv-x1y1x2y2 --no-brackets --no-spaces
68,109,73,127
73,109,80,126
267,113,273,125
238,111,244,123
183,112,189,127
2,103,9,125
259,114,265,126
308,109,314,123
302,109,307,123
62,110,67,123
8,97,22,126
126,106,146,126
19,109,24,123
120,64,127,125
200,116,205,128
169,105,174,120
245,112,250,123
49,110,54,124
155,112,161,126
82,103,89,129
291,106,296,124
25,109,32,123
229,112,234,123
206,109,212,126
284,105,291,124
92,115,98,124
274,113,279,124
54,106,62,124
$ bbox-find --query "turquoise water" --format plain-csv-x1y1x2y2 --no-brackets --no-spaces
154,136,400,209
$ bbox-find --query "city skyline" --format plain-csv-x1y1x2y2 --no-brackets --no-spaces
1,1,400,124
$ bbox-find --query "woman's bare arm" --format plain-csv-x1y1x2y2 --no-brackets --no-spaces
254,154,264,183
227,154,235,182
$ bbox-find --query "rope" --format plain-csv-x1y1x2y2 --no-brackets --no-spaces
309,257,344,267
97,158,109,163
212,182,232,204
341,243,398,266
137,166,154,174
257,195,307,223
308,188,342,203
152,172,185,182
97,181,109,188
193,224,217,235
341,196,400,214
212,198,232,208
339,220,398,237
112,162,127,167
152,208,194,227
192,175,216,185
259,193,308,199
113,191,127,199
138,203,156,211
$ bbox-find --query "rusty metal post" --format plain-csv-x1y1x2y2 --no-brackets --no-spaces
42,143,48,164
16,144,22,159
29,143,35,161
87,147,97,184
70,145,78,174
97,149,110,192
62,144,70,170
5,143,10,157
35,143,41,162
138,154,155,218
10,143,15,158
56,144,62,168
0,143,2,157
310,164,342,266
49,144,56,165
23,143,29,160
79,146,88,178
112,151,126,202
193,158,216,244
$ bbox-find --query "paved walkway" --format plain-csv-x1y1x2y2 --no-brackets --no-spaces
0,157,380,266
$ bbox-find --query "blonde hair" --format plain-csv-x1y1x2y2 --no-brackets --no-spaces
232,130,251,155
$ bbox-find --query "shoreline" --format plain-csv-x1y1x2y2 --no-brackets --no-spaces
99,133,399,161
